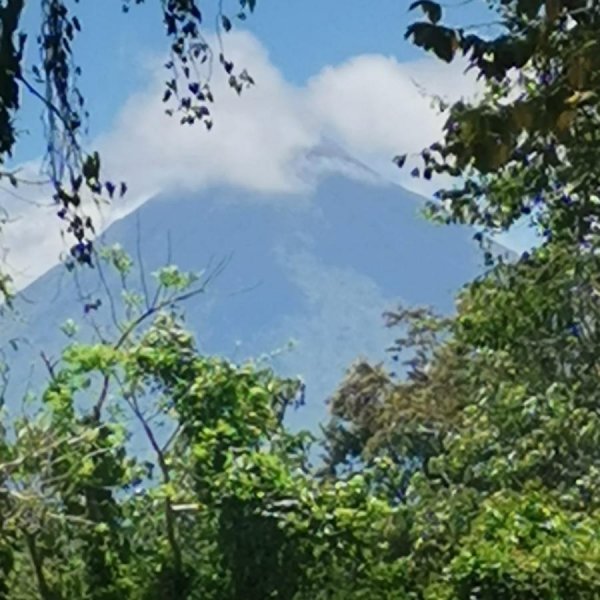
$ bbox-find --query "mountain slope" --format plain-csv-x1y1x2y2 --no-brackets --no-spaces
1,169,507,429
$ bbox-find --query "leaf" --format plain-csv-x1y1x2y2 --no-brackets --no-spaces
105,181,115,198
405,22,458,63
82,152,100,182
567,56,589,89
409,1,442,25
555,110,575,134
221,15,232,32
393,154,407,168
239,69,255,85
190,4,202,21
512,102,535,130
565,90,596,107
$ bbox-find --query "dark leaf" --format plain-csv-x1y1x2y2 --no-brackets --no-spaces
409,1,442,25
239,69,255,85
405,22,458,63
105,181,115,198
221,15,232,32
190,3,202,21
393,154,407,168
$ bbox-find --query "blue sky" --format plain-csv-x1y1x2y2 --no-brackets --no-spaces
15,0,493,162
5,1,537,287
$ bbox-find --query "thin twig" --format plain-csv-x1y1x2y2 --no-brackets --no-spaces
124,387,182,576
93,248,120,333
17,75,79,150
39,351,57,380
92,285,205,419
135,213,150,310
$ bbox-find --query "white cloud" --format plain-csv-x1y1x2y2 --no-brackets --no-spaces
99,33,318,204
1,31,480,289
306,54,477,159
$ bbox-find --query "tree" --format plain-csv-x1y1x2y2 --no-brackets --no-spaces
401,0,600,247
321,0,600,597
325,240,600,596
0,249,410,599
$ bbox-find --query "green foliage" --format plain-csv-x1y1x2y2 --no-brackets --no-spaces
0,250,409,598
2,1,600,597
321,2,600,598
4,230,600,599
400,0,600,248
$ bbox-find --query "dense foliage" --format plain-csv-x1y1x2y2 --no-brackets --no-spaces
0,256,407,599
2,0,600,598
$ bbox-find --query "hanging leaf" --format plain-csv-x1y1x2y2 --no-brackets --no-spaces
105,181,115,198
567,56,589,90
405,23,458,63
190,4,202,21
221,15,232,32
409,1,442,25
393,154,407,168
511,102,535,130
